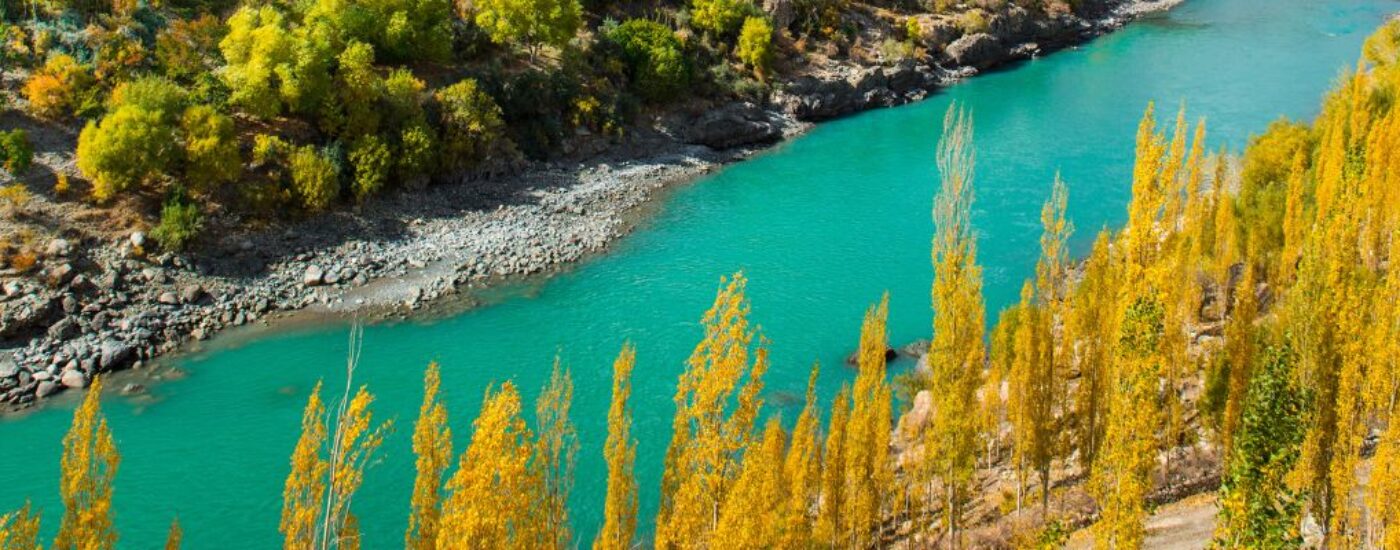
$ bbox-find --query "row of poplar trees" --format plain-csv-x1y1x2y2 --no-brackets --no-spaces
8,18,1400,550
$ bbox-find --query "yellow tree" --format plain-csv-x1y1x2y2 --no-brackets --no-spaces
1370,418,1400,549
714,418,789,547
594,345,638,550
406,362,452,550
281,382,328,550
532,359,579,548
841,295,895,548
813,385,850,547
0,502,41,550
1219,266,1259,454
1278,152,1311,284
438,382,540,548
655,273,769,549
925,104,987,547
55,376,119,550
1069,230,1117,468
165,518,182,550
781,365,822,548
1007,282,1051,514
1090,296,1165,550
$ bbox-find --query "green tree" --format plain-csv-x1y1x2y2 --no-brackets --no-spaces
289,145,341,211
180,105,241,189
434,79,510,172
473,0,580,59
691,0,754,36
605,20,689,103
348,135,391,202
736,17,773,79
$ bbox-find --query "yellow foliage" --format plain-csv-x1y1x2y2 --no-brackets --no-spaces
439,382,541,548
406,363,452,550
54,376,119,550
594,346,638,550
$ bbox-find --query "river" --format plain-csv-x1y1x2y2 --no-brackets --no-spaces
1,0,1394,546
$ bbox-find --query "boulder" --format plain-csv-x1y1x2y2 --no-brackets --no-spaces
99,340,135,371
775,76,860,121
844,345,898,366
303,265,325,287
35,380,59,398
180,284,205,304
130,231,147,249
46,238,72,257
0,353,18,379
47,316,78,340
158,291,180,305
47,263,75,286
685,103,784,149
60,369,87,389
946,33,1008,70
762,0,794,32
896,390,934,440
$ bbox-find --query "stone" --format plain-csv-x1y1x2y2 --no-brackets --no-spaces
47,263,75,286
303,265,325,287
120,383,146,395
0,353,18,378
946,33,1008,70
99,340,134,371
180,284,205,304
685,102,784,149
60,369,87,389
158,291,180,305
46,238,72,257
896,390,934,439
47,317,78,340
130,231,147,249
35,380,59,398
32,370,52,382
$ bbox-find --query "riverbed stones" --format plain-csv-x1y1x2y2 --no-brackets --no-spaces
60,369,87,389
35,380,58,398
46,238,72,257
158,291,180,305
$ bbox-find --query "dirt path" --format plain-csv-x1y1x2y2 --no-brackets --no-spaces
1066,494,1218,550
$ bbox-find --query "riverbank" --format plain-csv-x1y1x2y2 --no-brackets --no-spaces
0,0,1180,412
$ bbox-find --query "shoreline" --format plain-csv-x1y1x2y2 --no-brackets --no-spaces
0,0,1180,413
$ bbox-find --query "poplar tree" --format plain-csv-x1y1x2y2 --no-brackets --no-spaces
165,518,183,550
0,502,42,549
655,273,769,549
595,345,638,550
841,296,895,547
532,360,578,548
1069,231,1116,468
1219,266,1259,454
814,385,850,546
714,418,789,546
407,363,452,550
438,382,541,548
925,104,987,547
781,365,822,547
55,377,119,550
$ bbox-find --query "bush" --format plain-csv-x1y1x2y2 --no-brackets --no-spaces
349,135,391,201
77,106,179,201
221,6,333,119
181,105,242,188
156,14,227,83
435,78,510,170
397,122,437,184
0,130,34,176
290,145,341,211
960,9,990,34
473,0,581,56
606,19,690,103
150,192,204,251
692,0,757,37
22,53,95,119
109,76,189,121
333,41,383,139
359,0,453,62
737,16,774,78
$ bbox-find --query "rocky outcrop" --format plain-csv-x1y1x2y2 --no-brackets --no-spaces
774,62,943,122
947,33,1008,70
685,102,785,149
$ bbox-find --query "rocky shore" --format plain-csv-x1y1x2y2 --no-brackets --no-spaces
0,0,1180,412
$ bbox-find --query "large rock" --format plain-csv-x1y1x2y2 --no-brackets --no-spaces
946,33,1008,70
47,316,78,340
776,76,859,121
99,340,135,371
303,265,325,287
685,103,784,149
35,380,59,398
60,369,87,389
0,353,18,379
895,390,933,443
46,238,72,257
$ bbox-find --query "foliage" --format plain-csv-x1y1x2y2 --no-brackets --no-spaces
605,19,689,103
77,105,179,200
736,17,773,79
22,53,95,119
150,190,204,251
180,105,241,188
435,78,510,170
473,0,581,56
438,382,544,546
1212,344,1310,548
289,145,341,211
348,135,391,202
0,129,33,175
405,362,451,550
691,0,756,37
156,14,226,83
533,360,579,549
594,345,638,550
55,377,119,550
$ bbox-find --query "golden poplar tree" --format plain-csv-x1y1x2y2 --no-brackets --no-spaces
1370,418,1400,549
1219,266,1259,454
55,376,119,550
438,382,540,548
281,383,328,550
714,418,789,547
1069,231,1116,468
781,365,822,548
595,345,638,550
841,296,895,547
0,502,41,550
814,385,850,546
532,359,578,548
1008,282,1051,514
406,362,452,550
165,518,182,550
655,272,769,549
925,104,987,546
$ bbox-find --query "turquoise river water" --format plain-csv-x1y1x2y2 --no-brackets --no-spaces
1,0,1396,546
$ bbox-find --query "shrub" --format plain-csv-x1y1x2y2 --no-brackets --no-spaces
692,0,756,37
397,122,437,184
0,130,34,176
736,16,774,78
434,78,509,170
221,6,332,118
290,145,341,211
156,14,227,83
22,53,95,119
181,105,242,188
960,9,990,34
334,41,383,139
383,68,428,125
359,0,453,62
879,37,915,64
606,19,689,103
150,192,204,251
348,135,391,202
109,76,189,121
77,106,179,201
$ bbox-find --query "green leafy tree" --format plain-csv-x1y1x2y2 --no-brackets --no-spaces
473,0,581,59
0,130,33,176
1212,343,1311,548
333,41,383,138
180,105,241,189
691,0,755,37
434,79,510,172
78,106,179,200
605,19,689,103
290,145,341,211
348,135,391,202
151,190,205,251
